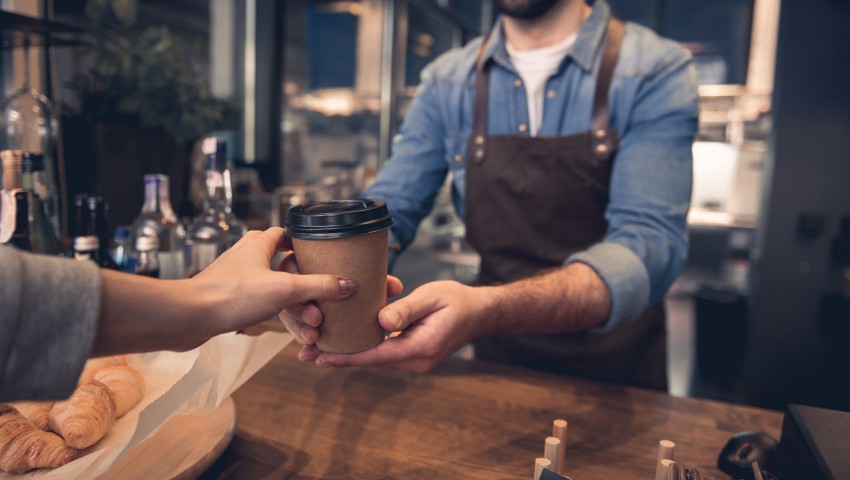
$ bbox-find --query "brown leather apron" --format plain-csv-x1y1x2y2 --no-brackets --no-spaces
465,18,668,390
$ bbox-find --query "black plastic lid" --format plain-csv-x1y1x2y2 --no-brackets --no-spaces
286,199,393,240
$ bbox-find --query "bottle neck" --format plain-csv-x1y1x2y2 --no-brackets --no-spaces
203,166,232,214
21,170,49,199
20,170,46,197
12,192,30,238
142,176,177,220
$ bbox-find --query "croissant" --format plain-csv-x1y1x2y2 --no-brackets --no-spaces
94,366,145,417
78,355,128,384
8,402,53,430
48,380,116,449
0,405,76,474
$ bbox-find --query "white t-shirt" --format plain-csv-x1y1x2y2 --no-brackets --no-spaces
506,32,577,136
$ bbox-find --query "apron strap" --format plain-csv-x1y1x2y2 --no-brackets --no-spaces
470,37,492,165
591,18,625,160
470,16,626,164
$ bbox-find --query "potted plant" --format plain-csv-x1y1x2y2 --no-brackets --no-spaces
67,0,238,225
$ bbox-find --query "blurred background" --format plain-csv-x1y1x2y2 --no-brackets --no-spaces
1,0,848,413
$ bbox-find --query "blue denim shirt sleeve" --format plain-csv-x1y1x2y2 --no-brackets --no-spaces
363,68,449,252
566,47,698,331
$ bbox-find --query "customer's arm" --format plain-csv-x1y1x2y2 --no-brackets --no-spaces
1,228,356,402
1,246,102,401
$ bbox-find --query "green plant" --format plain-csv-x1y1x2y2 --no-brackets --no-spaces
71,0,238,143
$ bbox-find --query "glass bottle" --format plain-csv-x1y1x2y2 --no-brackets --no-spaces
67,194,90,257
131,174,186,279
112,225,132,272
88,196,119,269
0,35,59,231
24,151,59,235
185,137,247,277
132,235,161,278
72,232,116,269
21,153,62,254
70,194,90,237
6,191,32,251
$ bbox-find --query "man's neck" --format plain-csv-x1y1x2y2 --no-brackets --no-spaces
502,0,591,51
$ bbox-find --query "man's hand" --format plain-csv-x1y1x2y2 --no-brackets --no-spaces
299,281,493,373
289,263,610,374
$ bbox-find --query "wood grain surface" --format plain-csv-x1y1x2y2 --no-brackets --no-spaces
206,344,782,479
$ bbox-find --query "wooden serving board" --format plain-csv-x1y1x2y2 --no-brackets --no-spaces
98,397,235,479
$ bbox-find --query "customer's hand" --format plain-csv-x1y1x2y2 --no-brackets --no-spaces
298,280,492,373
96,227,360,356
278,249,403,348
192,228,359,339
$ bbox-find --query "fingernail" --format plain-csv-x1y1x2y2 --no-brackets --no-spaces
384,309,402,330
338,277,357,296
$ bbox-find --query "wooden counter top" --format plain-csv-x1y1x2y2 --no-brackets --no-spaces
205,344,782,479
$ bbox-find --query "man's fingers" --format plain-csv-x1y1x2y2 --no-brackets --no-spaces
377,290,441,332
315,336,411,368
387,275,403,298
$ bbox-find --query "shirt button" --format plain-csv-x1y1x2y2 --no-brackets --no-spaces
454,154,462,163
513,79,522,88
546,90,556,99
518,123,528,133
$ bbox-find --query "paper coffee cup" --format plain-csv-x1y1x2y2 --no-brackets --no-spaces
286,199,393,354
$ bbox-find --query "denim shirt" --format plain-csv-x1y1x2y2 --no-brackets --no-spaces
364,0,699,330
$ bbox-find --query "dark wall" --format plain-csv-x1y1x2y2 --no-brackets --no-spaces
606,0,754,84
744,0,850,410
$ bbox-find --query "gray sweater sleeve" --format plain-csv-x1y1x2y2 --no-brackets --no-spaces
0,247,102,402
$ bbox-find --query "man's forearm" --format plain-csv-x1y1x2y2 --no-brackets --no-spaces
478,263,612,336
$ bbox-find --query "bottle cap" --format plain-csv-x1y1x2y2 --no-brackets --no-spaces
144,173,168,185
74,235,100,252
135,235,160,251
285,199,393,240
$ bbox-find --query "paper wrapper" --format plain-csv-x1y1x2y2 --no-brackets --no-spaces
2,329,292,479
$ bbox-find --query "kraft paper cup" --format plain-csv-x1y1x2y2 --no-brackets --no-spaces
286,199,393,354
